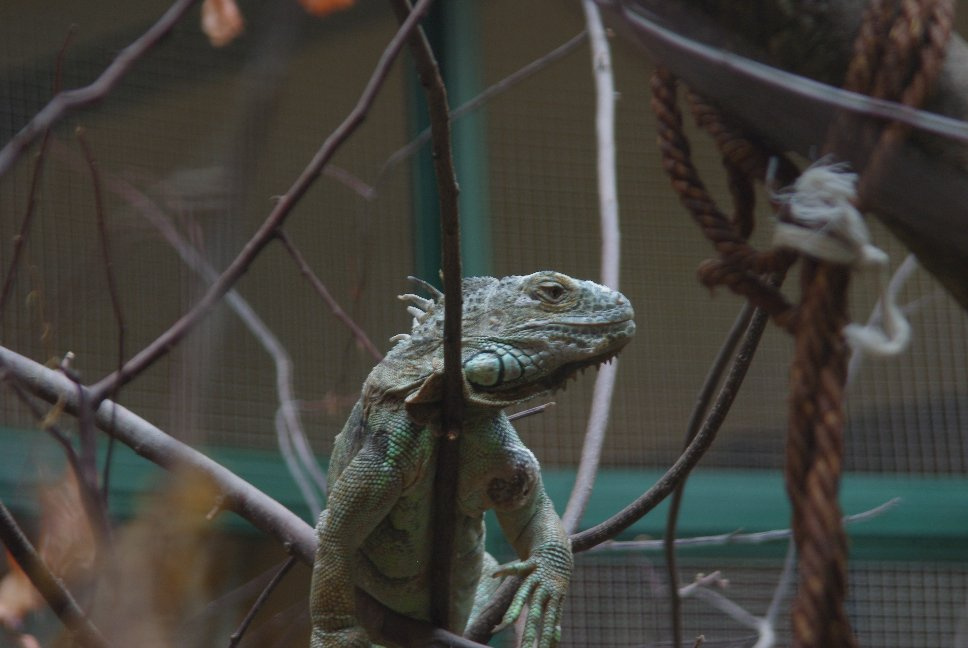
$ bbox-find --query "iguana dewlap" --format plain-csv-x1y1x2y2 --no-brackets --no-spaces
310,271,635,647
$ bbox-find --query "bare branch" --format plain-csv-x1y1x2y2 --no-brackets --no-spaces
0,0,200,178
228,556,297,648
0,501,110,648
75,127,127,507
589,497,901,551
571,305,770,552
0,344,480,648
0,26,75,326
0,344,318,562
388,0,464,630
469,309,771,641
562,0,622,536
370,30,588,196
50,143,330,512
84,0,435,405
664,303,755,646
507,401,555,422
0,373,111,548
276,229,383,362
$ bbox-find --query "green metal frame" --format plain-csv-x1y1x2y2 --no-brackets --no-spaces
2,426,965,563
408,1,491,286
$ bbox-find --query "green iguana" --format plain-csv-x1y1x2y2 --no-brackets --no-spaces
310,271,635,647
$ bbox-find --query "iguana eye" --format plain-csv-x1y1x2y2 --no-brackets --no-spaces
533,281,566,304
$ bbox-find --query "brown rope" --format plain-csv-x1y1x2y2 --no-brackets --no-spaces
783,3,953,647
649,68,797,326
785,260,857,648
650,2,954,647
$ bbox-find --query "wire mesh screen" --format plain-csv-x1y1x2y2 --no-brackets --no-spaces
566,555,968,648
1,0,967,647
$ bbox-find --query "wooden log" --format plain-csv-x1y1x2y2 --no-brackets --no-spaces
601,0,968,310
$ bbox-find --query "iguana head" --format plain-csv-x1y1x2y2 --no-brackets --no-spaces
366,271,635,420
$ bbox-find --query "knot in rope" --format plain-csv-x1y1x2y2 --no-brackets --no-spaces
774,163,910,356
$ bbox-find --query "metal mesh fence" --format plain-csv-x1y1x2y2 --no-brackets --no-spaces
1,0,967,646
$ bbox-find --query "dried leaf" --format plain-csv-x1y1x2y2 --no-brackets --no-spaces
0,550,42,630
201,0,245,48
0,469,94,631
299,0,355,18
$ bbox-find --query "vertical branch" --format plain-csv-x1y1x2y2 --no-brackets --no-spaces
76,128,126,507
0,27,75,328
0,501,110,648
664,302,755,646
562,0,621,535
388,0,463,630
1,374,111,547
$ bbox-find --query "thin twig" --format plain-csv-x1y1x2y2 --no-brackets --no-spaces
0,0,200,178
562,0,622,537
368,30,588,197
507,401,555,422
228,556,297,648
0,26,75,325
85,0,435,406
388,0,464,630
76,127,126,511
1,372,111,547
0,501,110,648
469,309,771,641
755,541,797,648
276,229,383,362
589,497,901,551
49,142,330,512
664,302,755,646
571,306,770,552
59,358,110,550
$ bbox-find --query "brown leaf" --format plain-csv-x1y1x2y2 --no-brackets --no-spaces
201,0,245,48
299,0,355,18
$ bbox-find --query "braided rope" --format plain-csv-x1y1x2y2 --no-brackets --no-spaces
650,2,954,646
649,68,796,325
783,4,953,646
787,259,854,648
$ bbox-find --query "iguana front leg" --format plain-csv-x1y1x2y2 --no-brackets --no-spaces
310,442,404,648
495,485,573,648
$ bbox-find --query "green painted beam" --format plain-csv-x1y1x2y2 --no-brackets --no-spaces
408,1,491,285
1,427,965,561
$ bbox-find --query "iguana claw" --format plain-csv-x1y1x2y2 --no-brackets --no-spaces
493,542,573,648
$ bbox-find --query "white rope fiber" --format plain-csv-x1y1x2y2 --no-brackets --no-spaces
773,163,911,356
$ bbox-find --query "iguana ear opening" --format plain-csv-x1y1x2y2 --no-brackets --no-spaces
404,371,444,423
404,370,486,424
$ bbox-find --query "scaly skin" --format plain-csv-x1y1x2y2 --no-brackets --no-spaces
310,271,635,647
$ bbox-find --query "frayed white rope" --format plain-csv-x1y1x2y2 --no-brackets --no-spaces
773,163,911,356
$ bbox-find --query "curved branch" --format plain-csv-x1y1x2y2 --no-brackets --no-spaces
561,0,622,536
571,305,769,552
0,344,317,562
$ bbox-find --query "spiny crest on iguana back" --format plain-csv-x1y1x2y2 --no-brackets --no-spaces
362,271,635,420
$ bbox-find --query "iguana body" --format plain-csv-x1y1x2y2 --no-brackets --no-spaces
310,271,635,647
